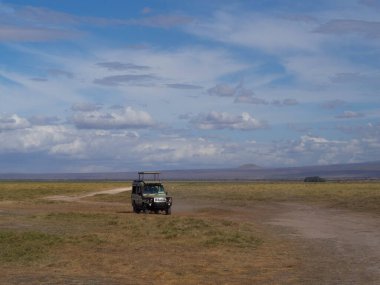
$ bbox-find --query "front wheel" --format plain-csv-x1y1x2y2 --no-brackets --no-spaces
165,207,172,215
142,204,149,214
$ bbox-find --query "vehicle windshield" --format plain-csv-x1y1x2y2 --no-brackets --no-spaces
143,184,165,194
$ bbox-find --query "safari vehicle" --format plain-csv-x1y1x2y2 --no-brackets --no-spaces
131,171,172,215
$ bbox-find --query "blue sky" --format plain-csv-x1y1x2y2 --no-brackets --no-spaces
0,0,379,172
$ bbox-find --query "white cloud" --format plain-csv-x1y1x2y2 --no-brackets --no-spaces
0,26,78,42
321,99,346,109
135,137,221,164
97,47,248,86
0,113,379,171
271,99,299,106
0,3,191,43
50,139,86,156
166,83,202,90
93,74,157,86
186,10,321,53
71,103,102,112
360,0,380,10
292,135,336,153
283,134,380,165
96,61,150,71
71,106,155,129
208,84,236,97
314,19,380,38
29,115,60,125
335,111,365,119
0,114,30,130
183,7,380,106
0,125,71,153
235,94,268,105
191,111,267,130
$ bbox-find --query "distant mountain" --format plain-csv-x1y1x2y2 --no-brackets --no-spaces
159,161,380,180
1,161,380,181
238,164,262,170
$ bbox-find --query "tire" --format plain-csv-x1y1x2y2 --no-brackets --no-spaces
132,201,140,213
165,207,172,215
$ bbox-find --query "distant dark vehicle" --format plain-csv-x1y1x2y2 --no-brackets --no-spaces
304,176,326,182
131,171,172,215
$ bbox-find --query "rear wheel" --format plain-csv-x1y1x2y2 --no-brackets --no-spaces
165,207,172,215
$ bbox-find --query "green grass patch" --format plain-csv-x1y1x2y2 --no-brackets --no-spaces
204,230,260,248
162,217,261,248
33,212,121,230
121,216,261,249
0,230,63,263
65,234,105,246
43,212,107,221
0,229,106,264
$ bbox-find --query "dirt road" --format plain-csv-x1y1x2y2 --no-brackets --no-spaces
45,187,132,202
173,198,380,284
266,202,380,284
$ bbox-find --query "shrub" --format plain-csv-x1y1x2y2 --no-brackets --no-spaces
304,176,326,182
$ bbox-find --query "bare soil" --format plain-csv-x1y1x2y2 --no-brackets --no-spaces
173,198,380,284
265,202,380,284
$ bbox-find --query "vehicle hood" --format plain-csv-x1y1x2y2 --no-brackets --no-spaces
142,194,167,198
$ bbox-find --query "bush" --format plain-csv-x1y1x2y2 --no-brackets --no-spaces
304,176,326,182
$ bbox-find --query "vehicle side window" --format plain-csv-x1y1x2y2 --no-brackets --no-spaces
132,186,137,194
137,186,142,195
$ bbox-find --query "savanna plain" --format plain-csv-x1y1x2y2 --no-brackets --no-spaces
0,181,379,284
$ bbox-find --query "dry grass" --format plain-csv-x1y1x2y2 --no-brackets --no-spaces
0,181,128,201
167,181,380,213
0,207,287,284
1,180,379,284
0,231,63,263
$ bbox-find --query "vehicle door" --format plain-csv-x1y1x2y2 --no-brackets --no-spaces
135,185,143,206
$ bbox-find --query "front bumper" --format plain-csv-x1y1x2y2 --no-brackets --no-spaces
143,197,172,210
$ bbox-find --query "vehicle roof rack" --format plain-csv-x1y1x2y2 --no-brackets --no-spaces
138,171,160,181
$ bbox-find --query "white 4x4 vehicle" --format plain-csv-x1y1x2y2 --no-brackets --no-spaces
131,172,172,215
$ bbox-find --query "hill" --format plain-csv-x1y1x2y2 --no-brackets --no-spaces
1,161,380,181
238,164,262,170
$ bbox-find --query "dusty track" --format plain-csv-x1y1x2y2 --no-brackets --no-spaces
173,198,380,284
45,187,132,202
267,202,380,284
